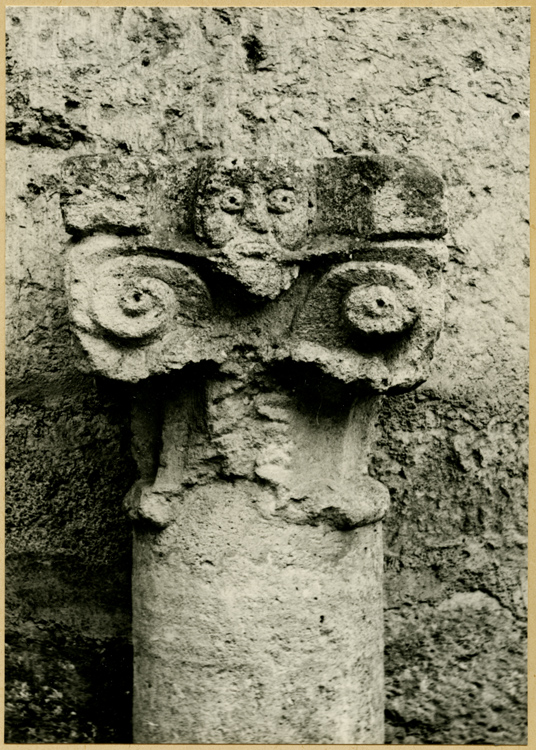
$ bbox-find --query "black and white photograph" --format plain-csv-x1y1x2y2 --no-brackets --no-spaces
5,5,529,744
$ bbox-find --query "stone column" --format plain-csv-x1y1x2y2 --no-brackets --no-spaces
62,153,447,743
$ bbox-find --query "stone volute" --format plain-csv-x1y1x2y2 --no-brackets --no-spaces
61,152,447,743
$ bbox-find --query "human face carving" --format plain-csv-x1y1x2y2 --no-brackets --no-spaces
194,157,315,252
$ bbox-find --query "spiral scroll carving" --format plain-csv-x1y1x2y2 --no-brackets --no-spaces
88,255,209,341
68,236,212,354
338,263,422,337
288,246,446,391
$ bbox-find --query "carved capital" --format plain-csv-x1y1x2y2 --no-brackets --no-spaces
62,153,447,391
62,153,446,531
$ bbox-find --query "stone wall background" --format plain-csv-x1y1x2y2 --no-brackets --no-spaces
5,6,528,744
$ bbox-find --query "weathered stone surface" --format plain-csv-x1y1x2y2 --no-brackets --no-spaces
114,342,395,742
5,384,135,742
60,151,447,309
61,142,442,742
342,267,421,336
129,373,387,742
315,155,446,238
385,593,527,744
60,138,445,741
66,234,214,380
134,486,384,743
6,5,528,744
290,241,446,391
60,153,446,249
5,555,132,743
61,154,156,237
193,156,314,297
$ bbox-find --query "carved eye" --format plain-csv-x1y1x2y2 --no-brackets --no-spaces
219,188,245,213
268,188,296,214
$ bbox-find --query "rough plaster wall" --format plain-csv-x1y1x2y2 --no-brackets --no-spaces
5,6,528,743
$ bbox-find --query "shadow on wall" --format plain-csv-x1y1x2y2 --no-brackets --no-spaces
5,375,136,743
5,621,132,743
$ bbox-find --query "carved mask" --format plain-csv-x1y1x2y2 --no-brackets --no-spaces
194,156,315,258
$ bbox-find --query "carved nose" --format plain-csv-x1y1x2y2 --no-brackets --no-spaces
242,200,270,233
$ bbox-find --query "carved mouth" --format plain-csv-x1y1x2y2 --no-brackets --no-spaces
223,238,278,259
